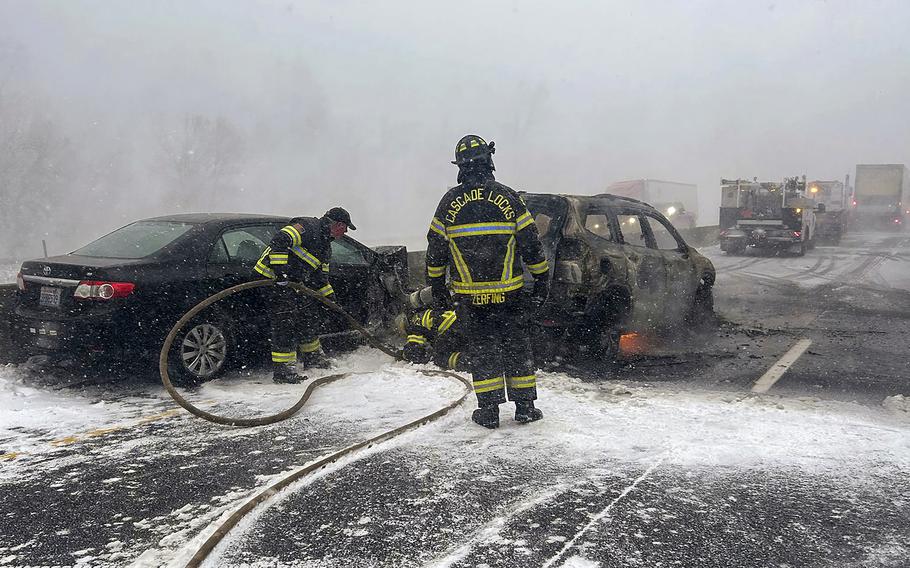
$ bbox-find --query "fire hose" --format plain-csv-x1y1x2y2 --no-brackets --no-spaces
158,278,472,426
159,280,474,567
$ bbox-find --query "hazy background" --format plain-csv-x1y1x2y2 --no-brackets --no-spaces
1,0,909,259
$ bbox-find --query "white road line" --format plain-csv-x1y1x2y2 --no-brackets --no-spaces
751,338,813,394
541,456,664,568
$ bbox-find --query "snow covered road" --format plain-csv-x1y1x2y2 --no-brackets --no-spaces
1,230,909,567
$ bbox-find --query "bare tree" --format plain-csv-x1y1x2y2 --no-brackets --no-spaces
158,114,245,211
0,88,74,259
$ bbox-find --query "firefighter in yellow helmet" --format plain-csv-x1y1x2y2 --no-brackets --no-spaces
254,207,355,383
425,135,550,428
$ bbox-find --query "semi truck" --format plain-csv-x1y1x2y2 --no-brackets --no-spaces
808,177,849,244
719,176,816,256
852,164,909,230
605,179,698,229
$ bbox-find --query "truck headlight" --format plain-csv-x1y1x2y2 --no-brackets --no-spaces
666,206,677,216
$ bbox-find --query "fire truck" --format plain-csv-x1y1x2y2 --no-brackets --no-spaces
719,176,817,256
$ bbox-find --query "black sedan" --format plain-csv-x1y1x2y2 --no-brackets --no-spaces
13,214,409,383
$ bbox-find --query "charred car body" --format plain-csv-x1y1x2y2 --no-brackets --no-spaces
12,214,409,383
522,193,715,359
719,177,817,256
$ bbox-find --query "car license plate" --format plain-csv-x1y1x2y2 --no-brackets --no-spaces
39,286,62,307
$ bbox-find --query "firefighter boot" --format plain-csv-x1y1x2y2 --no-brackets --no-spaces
471,404,500,429
299,349,330,370
514,401,543,423
272,362,308,384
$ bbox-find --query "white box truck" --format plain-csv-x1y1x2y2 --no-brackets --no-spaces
605,179,699,229
853,164,909,229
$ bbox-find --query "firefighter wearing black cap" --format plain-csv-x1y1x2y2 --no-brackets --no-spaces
425,135,550,428
254,207,356,384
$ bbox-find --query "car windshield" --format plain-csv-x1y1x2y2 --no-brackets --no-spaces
71,221,194,259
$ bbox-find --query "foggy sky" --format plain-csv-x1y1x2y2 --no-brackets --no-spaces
2,0,909,254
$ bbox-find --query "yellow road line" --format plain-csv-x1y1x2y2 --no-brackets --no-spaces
2,406,190,459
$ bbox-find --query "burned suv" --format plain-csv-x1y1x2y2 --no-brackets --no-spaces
523,193,715,358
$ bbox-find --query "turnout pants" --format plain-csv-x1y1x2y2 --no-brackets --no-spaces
458,295,537,407
268,286,322,366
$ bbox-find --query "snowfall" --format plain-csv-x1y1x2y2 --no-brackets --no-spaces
1,233,910,566
1,344,909,566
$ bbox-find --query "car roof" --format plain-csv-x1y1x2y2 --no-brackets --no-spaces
143,213,290,225
522,192,658,211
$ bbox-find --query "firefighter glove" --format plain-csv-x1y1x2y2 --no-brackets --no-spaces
431,279,451,306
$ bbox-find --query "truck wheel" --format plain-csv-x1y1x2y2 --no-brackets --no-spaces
725,242,745,256
796,242,806,257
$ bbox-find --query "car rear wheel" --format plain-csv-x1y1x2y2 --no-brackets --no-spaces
169,316,234,386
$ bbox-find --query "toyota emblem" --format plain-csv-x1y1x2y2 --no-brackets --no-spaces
42,266,51,276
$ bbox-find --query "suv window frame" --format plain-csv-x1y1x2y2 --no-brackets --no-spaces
577,197,622,244
640,212,688,252
614,208,653,248
522,193,570,246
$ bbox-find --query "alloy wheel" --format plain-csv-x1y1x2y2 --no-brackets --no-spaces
181,323,228,378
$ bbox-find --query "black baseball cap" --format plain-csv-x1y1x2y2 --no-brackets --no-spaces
324,207,356,230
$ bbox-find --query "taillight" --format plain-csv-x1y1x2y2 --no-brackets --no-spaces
16,271,25,292
719,229,728,237
792,231,801,238
73,281,135,300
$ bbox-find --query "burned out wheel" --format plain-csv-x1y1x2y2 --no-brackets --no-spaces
168,315,234,386
687,283,715,327
593,328,621,361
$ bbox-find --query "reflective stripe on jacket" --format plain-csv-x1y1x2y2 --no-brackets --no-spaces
426,180,549,295
254,216,333,294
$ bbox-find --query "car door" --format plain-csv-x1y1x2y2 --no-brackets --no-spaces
641,213,698,324
205,223,281,332
327,236,379,329
522,194,569,288
614,210,669,328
